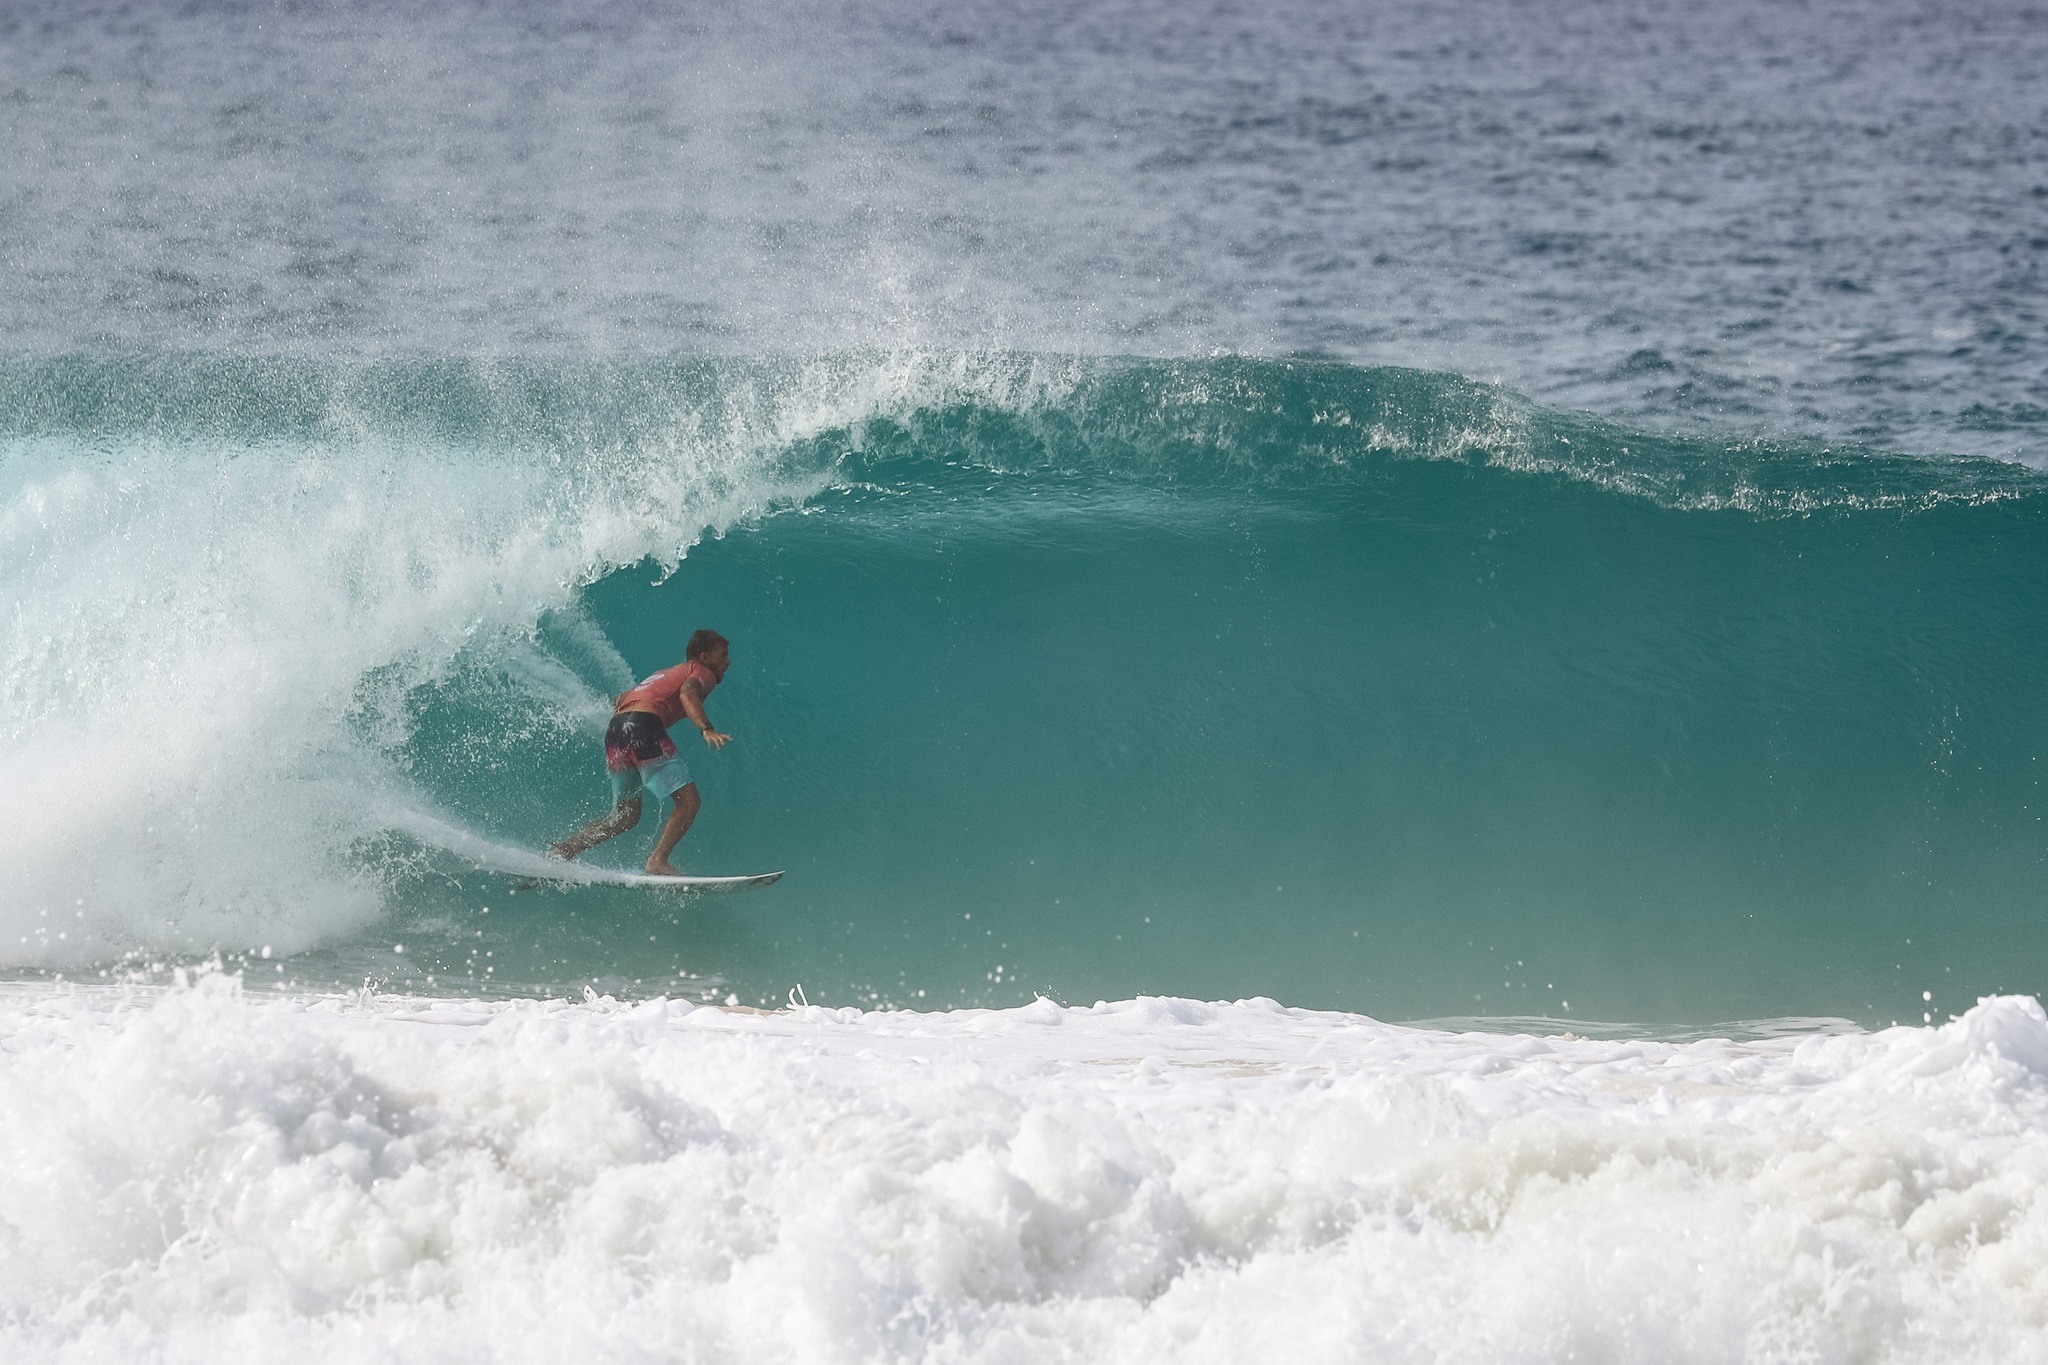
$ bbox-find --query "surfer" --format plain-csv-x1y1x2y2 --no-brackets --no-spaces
549,629,733,876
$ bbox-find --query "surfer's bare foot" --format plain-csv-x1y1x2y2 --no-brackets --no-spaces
546,842,579,861
644,859,685,877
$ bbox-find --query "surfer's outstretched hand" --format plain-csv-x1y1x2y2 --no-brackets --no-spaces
701,728,732,749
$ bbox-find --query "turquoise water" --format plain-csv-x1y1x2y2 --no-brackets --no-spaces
10,6,2048,1354
3,0,2046,1025
6,355,2040,1024
371,361,2048,1024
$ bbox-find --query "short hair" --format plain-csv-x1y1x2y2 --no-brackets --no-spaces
687,629,729,661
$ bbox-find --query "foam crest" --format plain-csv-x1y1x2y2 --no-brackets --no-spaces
0,353,1081,967
2,984,2045,1362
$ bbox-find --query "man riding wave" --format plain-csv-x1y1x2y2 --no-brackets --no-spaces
549,628,732,876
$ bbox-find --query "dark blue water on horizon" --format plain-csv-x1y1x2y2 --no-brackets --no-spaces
5,0,2045,458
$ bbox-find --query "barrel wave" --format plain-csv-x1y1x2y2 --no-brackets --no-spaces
3,353,2043,1026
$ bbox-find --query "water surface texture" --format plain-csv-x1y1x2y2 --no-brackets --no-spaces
4,4,2048,1358
4,0,2045,454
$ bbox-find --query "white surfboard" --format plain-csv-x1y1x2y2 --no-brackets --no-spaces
385,813,783,893
517,866,783,893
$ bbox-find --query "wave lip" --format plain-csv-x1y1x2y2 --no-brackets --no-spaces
3,982,2046,1361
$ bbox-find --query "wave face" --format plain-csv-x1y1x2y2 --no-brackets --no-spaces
3,353,2042,1025
8,351,2039,1023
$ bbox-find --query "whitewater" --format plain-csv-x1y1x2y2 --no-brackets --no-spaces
5,0,2048,1359
6,979,2048,1363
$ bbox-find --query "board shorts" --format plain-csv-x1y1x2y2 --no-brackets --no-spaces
604,710,693,806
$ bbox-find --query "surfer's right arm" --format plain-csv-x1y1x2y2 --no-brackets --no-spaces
679,681,731,749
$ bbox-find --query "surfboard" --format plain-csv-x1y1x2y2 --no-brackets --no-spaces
516,867,783,893
375,809,782,893
512,871,782,892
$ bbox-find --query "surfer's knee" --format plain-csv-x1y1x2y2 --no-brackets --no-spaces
616,796,644,828
674,783,701,816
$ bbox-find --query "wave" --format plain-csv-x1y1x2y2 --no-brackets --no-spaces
2,352,2043,1023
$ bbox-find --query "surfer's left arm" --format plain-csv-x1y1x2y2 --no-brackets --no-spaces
679,682,731,749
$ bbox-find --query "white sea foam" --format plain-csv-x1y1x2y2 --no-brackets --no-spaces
3,981,2045,1363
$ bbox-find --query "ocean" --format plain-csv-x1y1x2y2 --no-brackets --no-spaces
3,0,2046,1359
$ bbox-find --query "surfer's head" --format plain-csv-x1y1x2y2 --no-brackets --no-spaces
687,628,730,678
